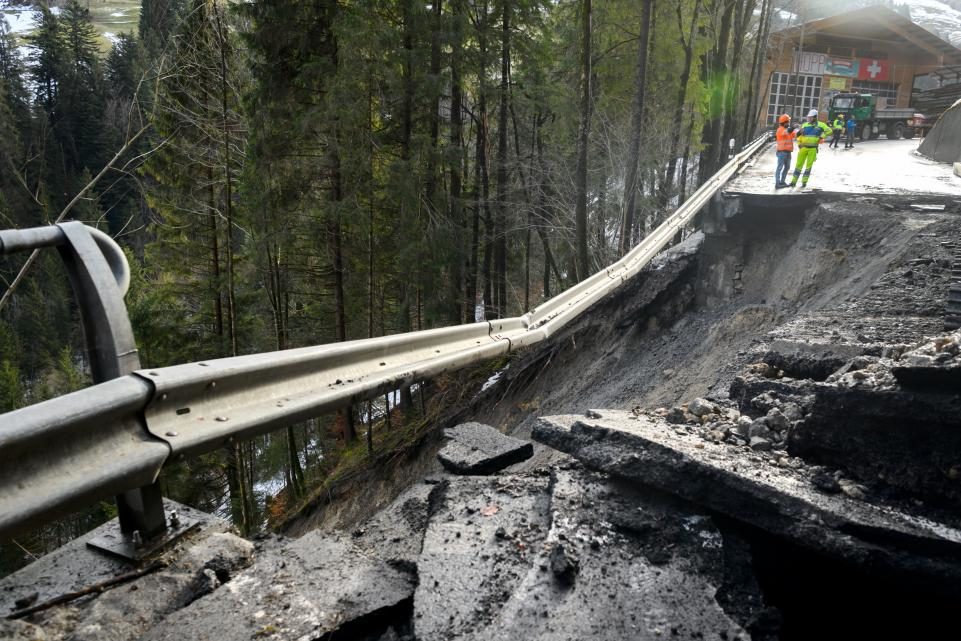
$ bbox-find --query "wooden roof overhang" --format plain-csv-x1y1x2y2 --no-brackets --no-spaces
776,6,961,66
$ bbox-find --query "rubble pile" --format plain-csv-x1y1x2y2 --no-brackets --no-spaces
652,393,808,457
899,331,961,367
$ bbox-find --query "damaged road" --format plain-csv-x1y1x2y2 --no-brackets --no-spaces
533,410,961,594
5,195,961,640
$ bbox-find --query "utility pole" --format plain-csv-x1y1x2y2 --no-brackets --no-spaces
788,12,806,120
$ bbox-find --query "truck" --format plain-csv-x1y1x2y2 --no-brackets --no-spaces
827,93,927,141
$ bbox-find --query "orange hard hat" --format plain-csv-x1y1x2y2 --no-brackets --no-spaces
778,114,790,124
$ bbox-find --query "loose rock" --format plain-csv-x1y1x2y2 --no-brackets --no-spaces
438,422,534,475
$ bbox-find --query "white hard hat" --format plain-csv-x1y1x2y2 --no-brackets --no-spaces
807,109,818,117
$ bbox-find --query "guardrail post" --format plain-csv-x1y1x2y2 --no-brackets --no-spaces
56,223,171,553
1,223,169,555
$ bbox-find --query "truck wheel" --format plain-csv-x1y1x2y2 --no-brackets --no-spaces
903,127,915,140
888,122,904,140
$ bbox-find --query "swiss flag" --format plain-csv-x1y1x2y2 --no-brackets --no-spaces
858,58,890,81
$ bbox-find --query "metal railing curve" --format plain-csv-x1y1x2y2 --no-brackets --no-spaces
0,135,768,541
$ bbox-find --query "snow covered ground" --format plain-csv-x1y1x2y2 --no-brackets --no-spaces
1,0,136,51
0,2,58,35
727,138,960,196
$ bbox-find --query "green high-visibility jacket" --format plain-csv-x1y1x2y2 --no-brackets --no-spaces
796,120,832,147
832,119,843,131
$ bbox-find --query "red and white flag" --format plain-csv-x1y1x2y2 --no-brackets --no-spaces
858,58,890,81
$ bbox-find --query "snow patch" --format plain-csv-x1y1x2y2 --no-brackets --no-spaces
481,364,508,392
1,3,61,35
1,9,36,34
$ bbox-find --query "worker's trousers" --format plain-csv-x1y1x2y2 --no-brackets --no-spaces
775,151,791,185
791,147,818,185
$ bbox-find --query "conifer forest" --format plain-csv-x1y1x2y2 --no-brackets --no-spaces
0,0,781,571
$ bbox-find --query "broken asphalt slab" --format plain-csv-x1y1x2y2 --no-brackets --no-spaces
139,529,416,641
437,422,533,474
414,470,750,640
0,500,227,618
350,478,445,566
532,411,961,595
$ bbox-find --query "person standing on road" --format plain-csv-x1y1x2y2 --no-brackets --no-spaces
830,114,844,149
844,115,857,149
774,114,796,189
790,109,832,189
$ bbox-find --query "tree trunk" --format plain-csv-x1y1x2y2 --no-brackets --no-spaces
286,426,303,497
679,107,697,202
534,116,561,295
658,0,700,210
208,180,223,341
450,0,465,323
477,0,493,319
494,0,510,317
722,0,756,155
619,0,653,256
398,0,415,412
573,0,592,282
742,0,773,142
224,443,249,532
215,4,237,359
425,0,443,217
330,154,356,443
700,0,736,182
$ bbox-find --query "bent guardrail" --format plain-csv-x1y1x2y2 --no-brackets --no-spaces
0,135,768,546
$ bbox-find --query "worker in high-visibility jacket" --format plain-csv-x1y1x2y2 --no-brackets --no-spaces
774,114,796,189
790,109,833,189
829,114,844,149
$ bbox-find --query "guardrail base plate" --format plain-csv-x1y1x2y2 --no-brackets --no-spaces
86,513,203,562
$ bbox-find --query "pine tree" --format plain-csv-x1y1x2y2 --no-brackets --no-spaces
140,0,185,59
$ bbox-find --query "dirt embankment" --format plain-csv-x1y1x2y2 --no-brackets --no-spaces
486,200,954,440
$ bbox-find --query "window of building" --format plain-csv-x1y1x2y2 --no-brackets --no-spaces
767,72,822,124
851,80,899,103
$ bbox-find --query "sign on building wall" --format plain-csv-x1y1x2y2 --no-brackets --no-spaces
825,58,859,78
827,77,847,90
857,58,890,81
794,51,827,75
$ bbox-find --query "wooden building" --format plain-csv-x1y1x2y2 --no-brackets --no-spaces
759,6,961,127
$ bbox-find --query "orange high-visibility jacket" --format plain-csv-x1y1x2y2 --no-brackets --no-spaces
776,125,796,152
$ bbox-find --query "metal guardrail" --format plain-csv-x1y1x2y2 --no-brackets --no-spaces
0,135,768,543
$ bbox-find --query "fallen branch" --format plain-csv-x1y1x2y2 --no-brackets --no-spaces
5,559,167,620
